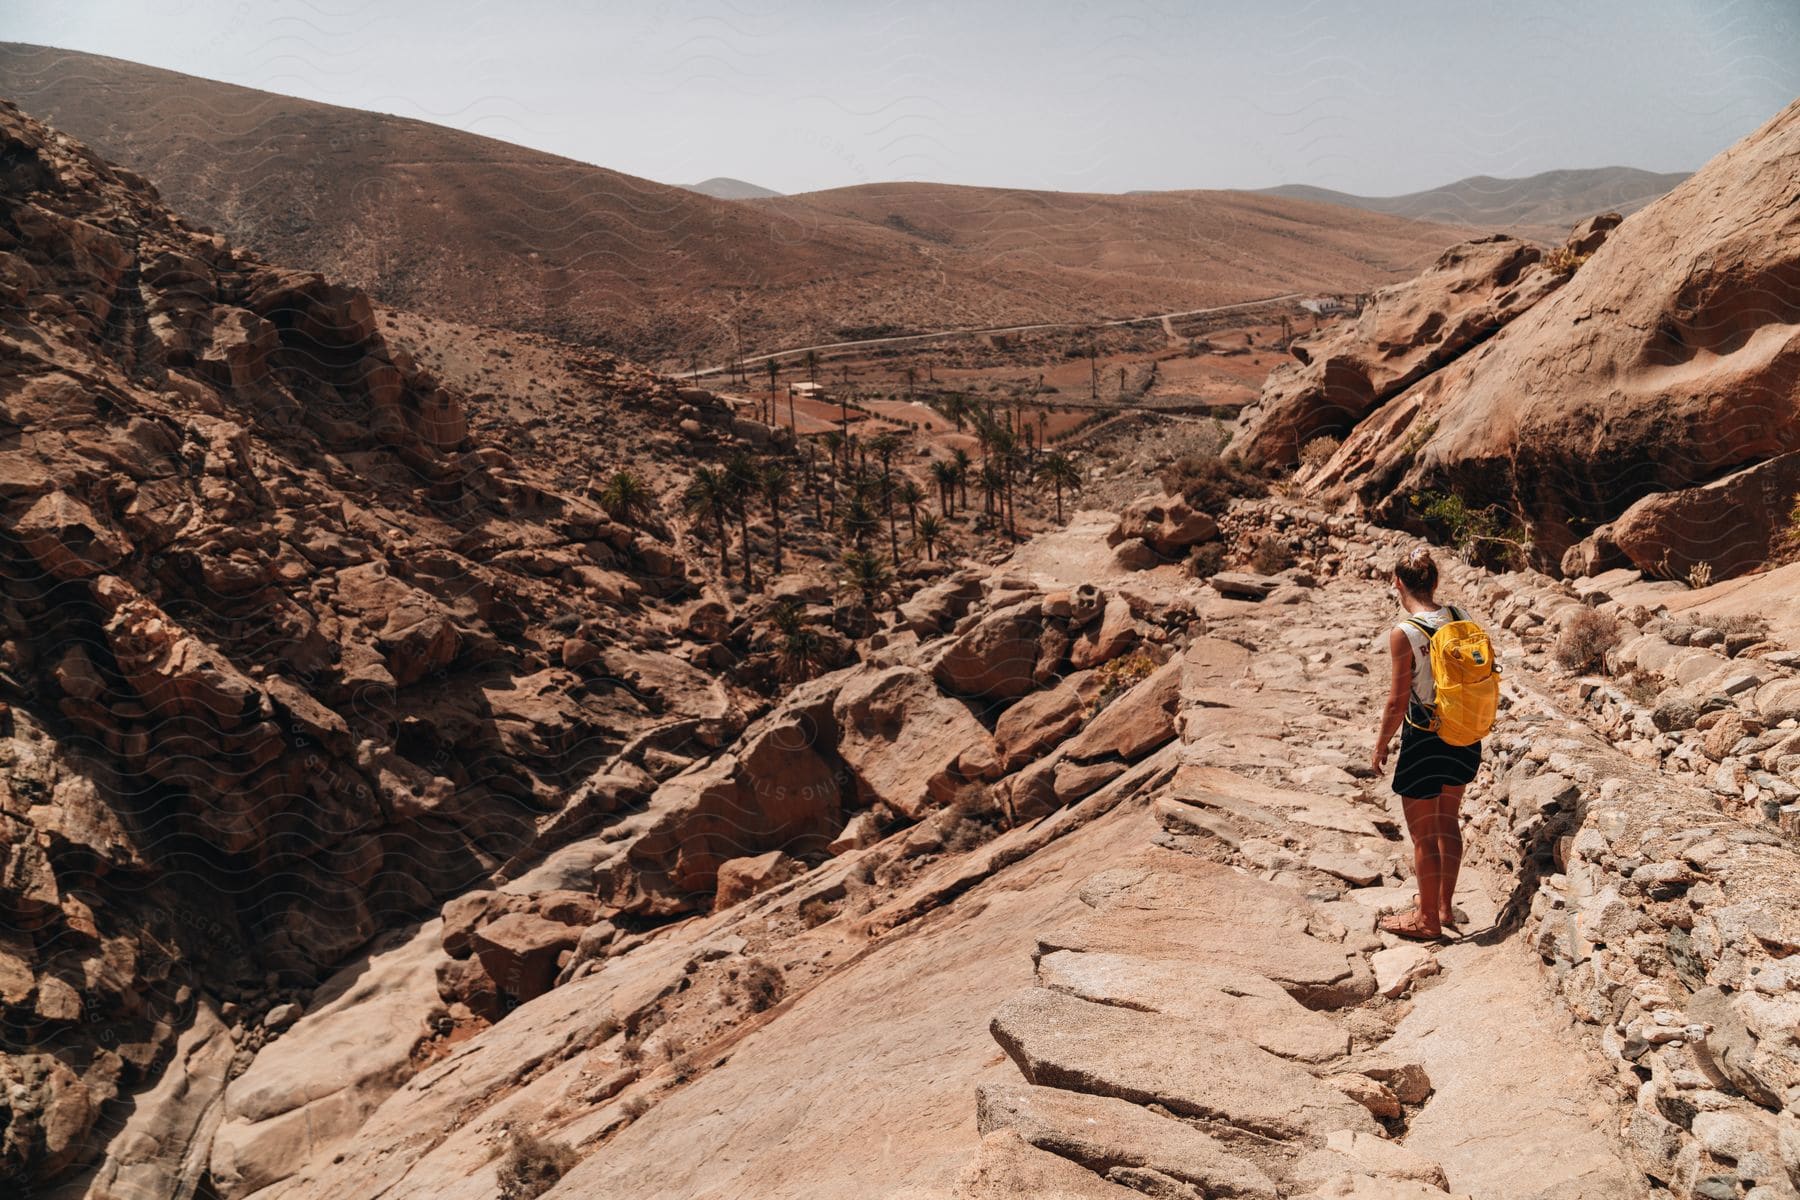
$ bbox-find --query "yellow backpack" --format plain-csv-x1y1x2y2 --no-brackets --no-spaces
1406,607,1500,746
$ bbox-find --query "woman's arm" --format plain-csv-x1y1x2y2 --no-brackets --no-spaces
1372,627,1413,772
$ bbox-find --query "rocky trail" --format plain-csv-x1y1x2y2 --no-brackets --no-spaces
99,493,1800,1200
954,511,1643,1200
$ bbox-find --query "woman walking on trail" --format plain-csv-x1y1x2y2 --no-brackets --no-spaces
1371,547,1482,941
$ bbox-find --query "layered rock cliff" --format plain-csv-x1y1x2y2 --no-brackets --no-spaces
0,99,747,1185
1239,98,1800,582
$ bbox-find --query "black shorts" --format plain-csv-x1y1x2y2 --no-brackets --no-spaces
1392,720,1481,798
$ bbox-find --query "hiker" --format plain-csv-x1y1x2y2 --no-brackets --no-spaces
1370,546,1497,940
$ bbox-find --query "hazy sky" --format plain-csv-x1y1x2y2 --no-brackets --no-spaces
7,1,1798,195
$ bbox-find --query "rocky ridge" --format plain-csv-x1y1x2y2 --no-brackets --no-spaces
1238,97,1800,584
0,97,789,1188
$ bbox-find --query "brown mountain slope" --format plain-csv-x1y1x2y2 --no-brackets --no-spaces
0,95,787,1186
0,42,1475,364
763,181,1482,297
1255,165,1689,241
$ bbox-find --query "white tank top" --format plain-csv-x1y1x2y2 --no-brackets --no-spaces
1397,604,1465,708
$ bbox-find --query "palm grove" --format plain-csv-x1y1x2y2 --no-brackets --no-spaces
595,382,1084,636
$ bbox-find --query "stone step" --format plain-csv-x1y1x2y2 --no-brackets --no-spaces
989,987,1381,1143
976,1082,1279,1199
1035,950,1350,1064
1037,855,1375,1009
956,1129,1143,1199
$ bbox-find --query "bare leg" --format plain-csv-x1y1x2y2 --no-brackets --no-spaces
1386,792,1444,937
1433,785,1466,926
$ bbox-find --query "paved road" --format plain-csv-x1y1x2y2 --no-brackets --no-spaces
694,292,1306,378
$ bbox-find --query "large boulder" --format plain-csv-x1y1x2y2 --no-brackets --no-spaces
714,850,804,909
895,570,985,635
1107,493,1218,557
930,601,1045,701
1610,450,1800,580
1061,658,1182,763
994,684,1085,770
469,912,581,1004
835,665,993,818
1237,235,1556,466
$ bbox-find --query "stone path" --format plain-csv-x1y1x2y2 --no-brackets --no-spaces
956,522,1645,1199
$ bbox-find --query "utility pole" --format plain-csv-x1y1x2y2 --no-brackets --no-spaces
1088,331,1097,402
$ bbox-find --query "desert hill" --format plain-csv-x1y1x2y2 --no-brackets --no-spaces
683,176,783,200
1256,165,1689,240
0,42,1475,364
760,180,1471,300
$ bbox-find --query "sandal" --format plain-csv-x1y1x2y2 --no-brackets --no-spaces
1378,909,1445,942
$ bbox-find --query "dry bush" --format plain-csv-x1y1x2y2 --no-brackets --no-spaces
1158,451,1267,511
1187,542,1225,578
797,896,837,928
1710,612,1770,638
1299,436,1341,469
1555,608,1623,674
1544,247,1591,275
1619,669,1662,707
495,1132,578,1200
1249,534,1294,576
942,784,1003,852
730,957,785,1012
1686,560,1714,590
621,1095,651,1121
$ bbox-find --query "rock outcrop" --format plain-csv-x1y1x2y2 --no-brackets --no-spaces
0,99,744,1186
1237,235,1562,466
1250,98,1800,583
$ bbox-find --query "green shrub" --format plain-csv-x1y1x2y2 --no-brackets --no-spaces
1090,651,1159,715
1409,490,1528,569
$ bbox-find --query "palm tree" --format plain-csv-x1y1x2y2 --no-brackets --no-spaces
761,461,791,575
895,478,924,535
765,358,781,426
940,392,967,432
951,448,972,510
769,597,825,682
914,512,946,562
903,365,918,400
930,459,957,517
597,470,653,525
683,467,733,576
805,348,819,388
1040,452,1081,523
839,548,892,610
724,451,760,588
866,431,904,567
841,493,879,550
